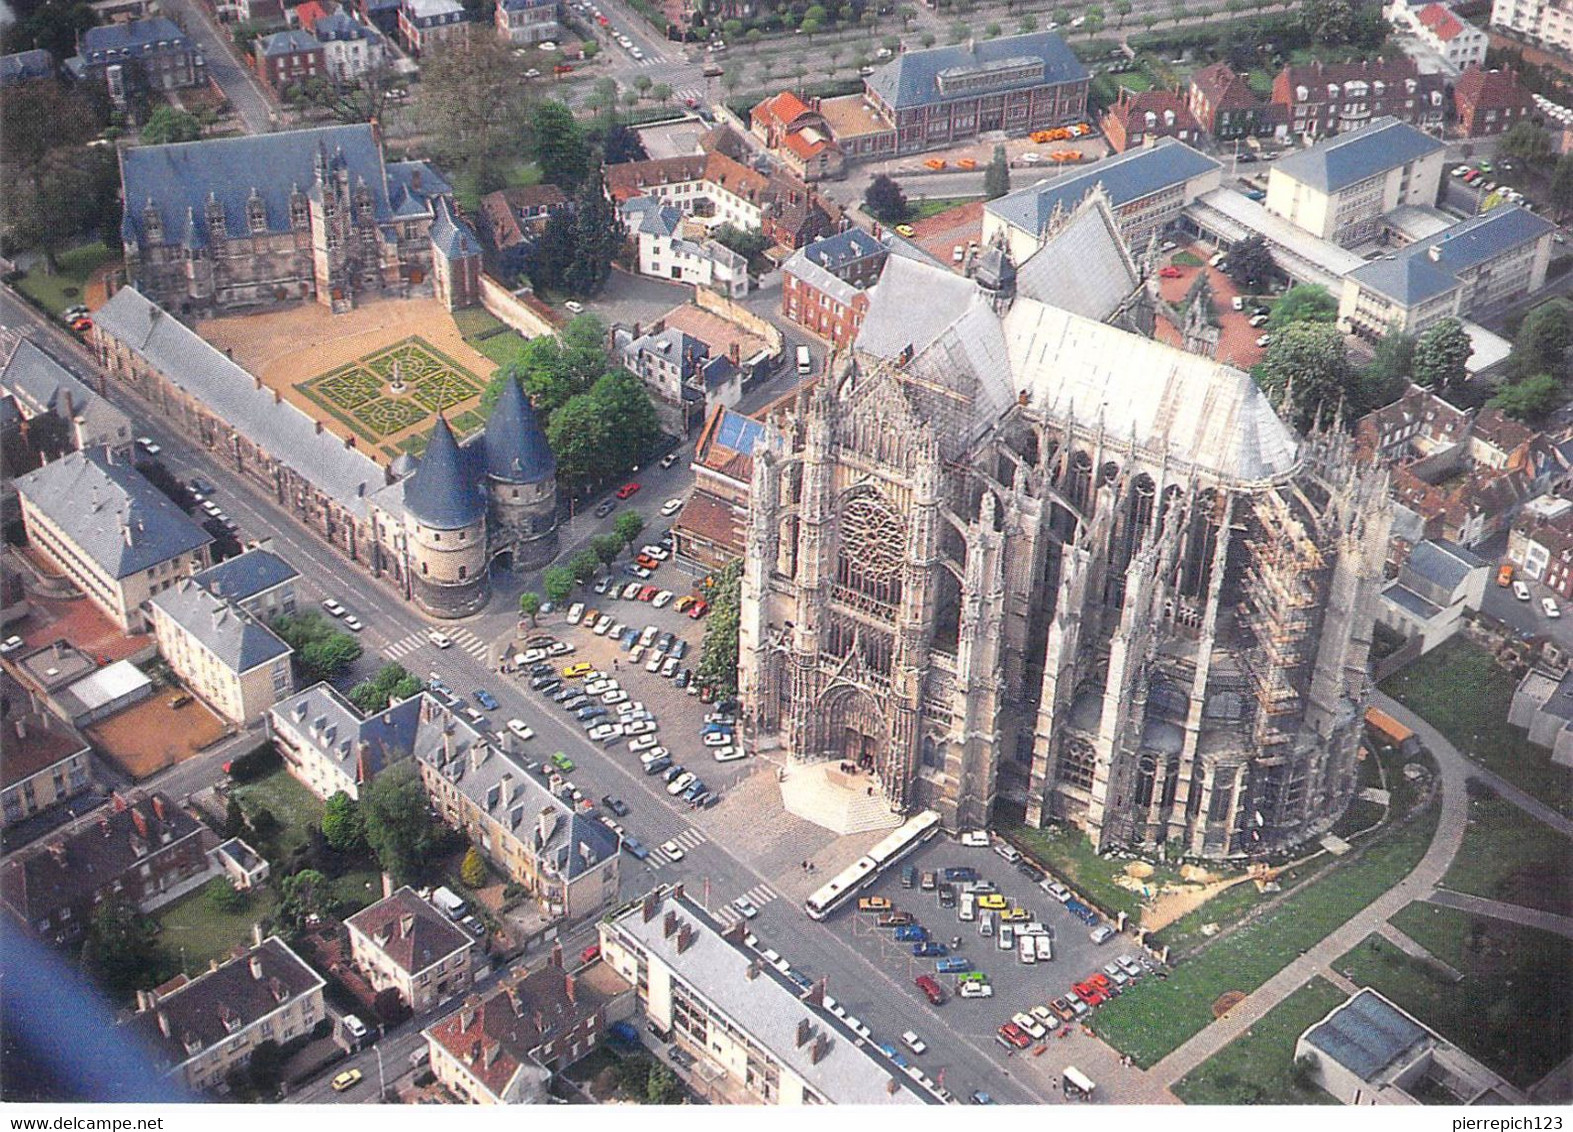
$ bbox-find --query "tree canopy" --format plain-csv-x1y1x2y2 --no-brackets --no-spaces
272,612,363,684
1254,322,1351,433
1511,302,1570,380
1489,372,1564,423
696,561,742,698
140,106,202,145
1226,235,1277,293
983,144,1011,201
416,36,533,190
361,765,436,886
864,174,910,224
321,791,365,853
1411,318,1473,392
529,101,593,192
1267,284,1338,331
347,662,423,714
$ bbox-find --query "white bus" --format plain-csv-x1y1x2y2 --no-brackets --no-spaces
795,344,812,374
1064,1066,1095,1099
803,809,941,920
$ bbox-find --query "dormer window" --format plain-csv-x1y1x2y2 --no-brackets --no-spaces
247,196,267,234
1144,110,1156,128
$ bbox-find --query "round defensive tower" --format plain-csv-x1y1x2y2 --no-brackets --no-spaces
401,414,490,618
483,374,558,573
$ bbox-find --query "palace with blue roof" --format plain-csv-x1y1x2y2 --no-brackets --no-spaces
118,123,481,316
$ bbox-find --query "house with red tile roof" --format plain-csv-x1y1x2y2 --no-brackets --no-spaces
346,885,474,1014
750,92,845,181
1187,62,1286,140
1391,0,1488,69
1453,66,1535,137
1101,88,1202,153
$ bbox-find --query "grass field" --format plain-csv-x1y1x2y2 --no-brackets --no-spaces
1089,799,1440,1066
1172,977,1344,1105
1339,902,1573,1088
232,766,326,860
1440,793,1572,916
14,242,116,315
158,879,281,970
1381,637,1573,816
909,196,980,221
1002,818,1179,921
472,329,530,368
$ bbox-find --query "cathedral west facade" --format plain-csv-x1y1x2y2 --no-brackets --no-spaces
738,198,1392,859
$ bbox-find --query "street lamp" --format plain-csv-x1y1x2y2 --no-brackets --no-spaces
371,1038,387,1102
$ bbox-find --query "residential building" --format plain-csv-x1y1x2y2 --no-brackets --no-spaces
310,8,386,83
476,184,569,276
1377,538,1489,652
188,545,300,621
495,0,559,45
673,406,769,572
0,334,133,461
424,957,606,1104
760,182,839,251
1297,989,1526,1104
1390,0,1489,69
0,675,95,831
1489,0,1573,55
606,152,770,232
1510,666,1573,766
267,682,423,801
210,837,269,890
599,885,940,1104
148,579,293,725
76,18,205,107
1187,61,1286,140
1101,88,1203,153
1452,65,1535,137
1266,116,1447,247
0,49,55,86
14,448,213,633
1339,206,1554,339
780,229,893,348
125,937,326,1094
861,32,1089,156
1510,501,1573,598
346,886,473,1013
356,0,402,37
0,793,211,944
617,323,741,435
982,137,1221,261
116,123,468,315
1270,59,1447,138
1354,383,1472,466
622,198,751,297
252,29,325,93
399,0,467,55
750,92,845,181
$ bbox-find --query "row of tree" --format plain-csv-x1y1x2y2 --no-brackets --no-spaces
530,509,652,607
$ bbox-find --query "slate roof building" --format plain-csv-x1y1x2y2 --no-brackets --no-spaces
189,545,300,620
674,405,772,572
399,0,467,54
117,123,478,315
75,17,205,106
1270,58,1446,138
366,373,557,617
147,579,293,724
346,886,474,1013
0,673,96,832
429,196,483,310
494,0,559,45
1510,665,1573,766
1376,538,1488,652
267,682,425,800
740,187,1391,853
0,334,133,460
0,48,56,86
13,448,213,632
1339,205,1554,339
252,27,324,92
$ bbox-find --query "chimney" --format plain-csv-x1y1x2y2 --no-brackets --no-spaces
1428,243,1443,262
796,1017,812,1047
249,954,265,980
807,978,827,1006
811,1033,830,1064
157,1011,171,1038
549,942,563,969
151,795,167,823
460,995,480,1031
745,962,760,980
400,912,416,937
254,373,263,390
672,882,685,903
252,921,265,947
663,910,678,939
886,1075,900,1095
722,919,747,944
131,808,149,839
382,871,395,899
676,924,694,954
13,719,25,741
642,891,658,922
564,974,577,1005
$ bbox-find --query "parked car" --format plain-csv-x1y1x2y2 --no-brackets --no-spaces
915,975,945,1005
506,718,534,740
602,795,630,816
474,689,500,711
660,839,685,862
616,481,641,499
732,896,760,918
321,598,347,617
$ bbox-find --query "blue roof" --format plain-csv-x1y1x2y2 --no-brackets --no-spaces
483,375,555,485
191,547,299,602
1273,117,1444,194
866,31,1086,110
314,9,377,40
987,138,1220,236
258,28,322,56
81,17,189,61
714,408,766,455
1348,205,1555,305
1404,538,1485,592
14,448,212,580
803,228,889,273
150,580,292,673
0,49,55,85
120,124,415,248
1305,990,1430,1081
429,196,482,261
402,415,485,529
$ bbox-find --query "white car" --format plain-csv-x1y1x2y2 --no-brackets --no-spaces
136,436,162,456
321,598,347,617
1030,1005,1060,1031
343,615,364,632
627,564,653,580
629,734,660,753
584,679,611,696
732,896,760,918
567,602,585,624
901,1030,927,1055
1544,597,1562,619
1103,962,1130,985
661,498,684,516
645,652,666,673
593,615,614,636
639,626,660,648
521,648,547,664
660,839,686,862
712,745,745,762
428,630,453,649
624,720,657,736
201,500,222,517
622,582,643,600
959,981,993,998
960,830,989,847
564,300,584,313
602,689,629,705
652,590,675,608
507,719,534,740
667,771,696,795
640,544,670,561
1256,333,1272,347
1116,954,1145,978
1011,1012,1047,1041
588,722,624,742
660,656,680,678
629,645,646,664
1041,879,1072,903
1514,580,1532,601
640,746,670,766
547,640,575,656
702,730,734,747
993,843,1022,864
1090,923,1117,944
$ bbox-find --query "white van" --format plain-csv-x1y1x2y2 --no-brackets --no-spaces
1035,935,1053,962
1018,935,1037,964
979,910,996,937
795,344,812,375
431,885,467,920
998,922,1015,951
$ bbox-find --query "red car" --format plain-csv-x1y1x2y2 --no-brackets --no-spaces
915,974,945,1005
71,317,93,333
635,554,660,570
996,1022,1031,1049
1158,266,1183,279
687,599,709,619
580,943,601,964
616,481,641,500
637,585,659,601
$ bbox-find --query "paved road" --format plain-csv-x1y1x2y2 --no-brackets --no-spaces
160,0,277,133
1423,889,1573,938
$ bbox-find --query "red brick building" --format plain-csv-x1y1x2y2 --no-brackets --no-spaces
1101,88,1203,153
252,28,325,93
1187,62,1286,140
1271,59,1446,138
1453,66,1535,138
780,228,890,348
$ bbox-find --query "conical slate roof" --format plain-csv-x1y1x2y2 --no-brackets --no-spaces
485,375,556,485
402,415,485,529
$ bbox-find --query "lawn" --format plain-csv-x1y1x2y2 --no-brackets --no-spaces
1339,902,1573,1088
1380,637,1573,816
908,196,980,221
232,766,326,860
329,867,385,917
1001,817,1183,921
1440,793,1572,917
1172,977,1344,1105
1089,799,1440,1066
158,879,281,970
453,307,507,339
472,329,529,368
14,242,117,315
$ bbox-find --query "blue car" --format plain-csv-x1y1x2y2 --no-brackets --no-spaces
681,779,707,801
701,721,733,735
936,956,972,974
620,628,640,649
912,941,948,957
623,836,650,860
893,925,928,942
473,688,499,711
943,867,978,882
578,705,608,722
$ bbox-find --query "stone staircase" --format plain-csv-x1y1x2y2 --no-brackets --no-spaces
779,761,903,836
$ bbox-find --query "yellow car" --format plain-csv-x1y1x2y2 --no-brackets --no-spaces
857,896,892,912
562,661,594,679
331,1069,363,1092
1002,906,1032,923
977,893,1008,911
895,223,915,237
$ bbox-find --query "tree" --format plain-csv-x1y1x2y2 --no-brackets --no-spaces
633,73,654,99
1226,235,1276,293
593,534,624,574
206,877,248,913
1358,329,1414,413
140,106,202,145
569,549,601,583
562,170,624,297
1550,154,1573,221
416,35,533,190
599,121,648,165
613,510,646,548
1499,120,1553,167
82,901,173,1000
1254,322,1350,433
223,796,248,840
278,868,336,930
460,846,489,889
864,173,910,224
298,62,396,125
948,20,969,41
983,143,1010,201
247,1039,287,1096
322,791,365,852
1018,14,1038,32
696,560,742,698
1267,284,1338,331
1299,0,1354,44
272,611,363,684
711,222,770,260
2,81,116,270
348,662,421,713
1411,318,1473,392
3,0,98,59
543,565,577,605
592,371,661,468
1489,373,1565,423
1511,302,1570,379
361,765,436,886
529,101,592,192
546,393,613,486
983,20,1001,36
647,1061,682,1103
518,592,542,626
919,30,935,46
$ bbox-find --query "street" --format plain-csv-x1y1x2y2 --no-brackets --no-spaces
159,0,278,134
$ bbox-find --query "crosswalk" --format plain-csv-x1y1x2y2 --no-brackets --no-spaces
671,86,703,103
714,882,780,927
384,626,490,663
